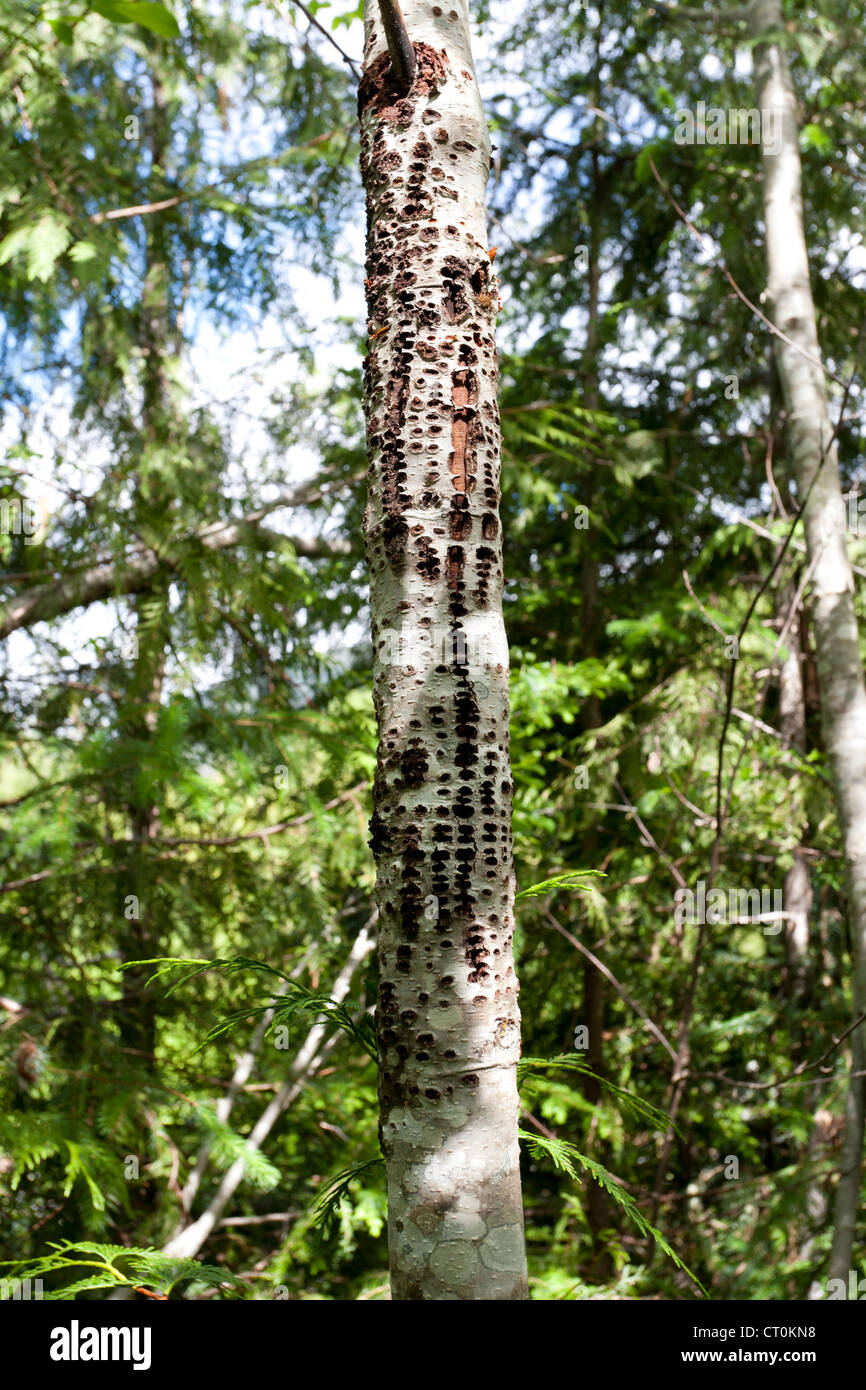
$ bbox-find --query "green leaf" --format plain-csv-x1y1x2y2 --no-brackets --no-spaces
46,1273,126,1299
332,0,363,29
48,19,76,42
4,1242,244,1299
518,1056,680,1136
313,1157,384,1236
27,215,71,282
800,122,832,155
518,1130,707,1295
191,1105,281,1191
88,1,181,37
635,142,661,183
68,240,98,263
0,225,33,269
516,870,605,901
794,30,832,69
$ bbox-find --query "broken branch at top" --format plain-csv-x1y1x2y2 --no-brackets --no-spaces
376,0,416,94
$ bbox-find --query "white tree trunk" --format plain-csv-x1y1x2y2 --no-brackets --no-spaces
360,0,528,1299
750,0,866,1282
777,580,812,992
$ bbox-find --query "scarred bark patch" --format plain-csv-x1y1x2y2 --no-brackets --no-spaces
358,42,448,120
449,367,477,493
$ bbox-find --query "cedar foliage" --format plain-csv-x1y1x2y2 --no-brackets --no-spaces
0,0,864,1299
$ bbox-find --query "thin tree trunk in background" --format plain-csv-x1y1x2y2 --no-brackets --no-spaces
359,0,528,1299
769,377,822,1258
750,0,866,1282
775,566,813,997
119,74,172,1064
162,922,375,1260
802,1100,836,1294
179,974,294,1216
770,362,814,998
118,604,166,1062
775,572,828,1273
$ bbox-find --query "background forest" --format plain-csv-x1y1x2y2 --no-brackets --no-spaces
1,0,864,1301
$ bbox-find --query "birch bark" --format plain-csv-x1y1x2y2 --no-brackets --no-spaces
777,576,812,996
750,0,866,1281
359,0,528,1299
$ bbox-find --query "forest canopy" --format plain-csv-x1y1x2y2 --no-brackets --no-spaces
1,0,865,1312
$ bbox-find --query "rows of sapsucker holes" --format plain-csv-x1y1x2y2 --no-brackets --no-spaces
361,40,514,1118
